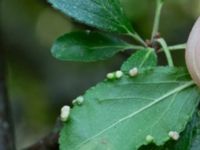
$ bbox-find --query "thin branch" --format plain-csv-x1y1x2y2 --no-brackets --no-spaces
24,119,62,150
24,132,59,150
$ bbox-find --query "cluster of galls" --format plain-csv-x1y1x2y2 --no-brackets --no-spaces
107,67,139,80
59,67,139,122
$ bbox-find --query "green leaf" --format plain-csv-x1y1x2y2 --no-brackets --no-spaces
48,0,133,33
60,67,200,150
121,48,157,72
51,31,132,62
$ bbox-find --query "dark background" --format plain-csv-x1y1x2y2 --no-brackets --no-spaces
0,0,199,149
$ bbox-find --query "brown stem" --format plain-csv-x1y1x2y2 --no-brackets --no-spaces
24,132,59,150
24,119,61,150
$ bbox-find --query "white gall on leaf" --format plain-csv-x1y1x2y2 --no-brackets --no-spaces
115,70,123,79
145,135,154,143
106,73,115,79
60,105,70,122
168,131,180,140
72,96,84,105
129,67,138,77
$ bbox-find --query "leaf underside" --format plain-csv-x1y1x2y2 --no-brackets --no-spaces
48,0,133,33
51,31,131,62
60,67,200,150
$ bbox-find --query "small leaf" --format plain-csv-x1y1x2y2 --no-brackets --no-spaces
51,31,132,62
48,0,133,33
121,48,157,72
59,67,200,150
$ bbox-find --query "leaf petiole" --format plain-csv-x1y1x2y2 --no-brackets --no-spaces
127,31,148,47
157,38,174,67
168,43,186,51
158,43,186,52
125,44,145,50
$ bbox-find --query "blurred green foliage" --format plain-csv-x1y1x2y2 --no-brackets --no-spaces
1,0,200,149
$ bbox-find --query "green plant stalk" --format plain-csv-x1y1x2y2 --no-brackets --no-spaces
157,38,174,67
158,43,186,53
168,43,186,51
151,0,164,40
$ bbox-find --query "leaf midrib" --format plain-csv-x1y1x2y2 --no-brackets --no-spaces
90,45,129,50
91,0,128,30
139,49,154,68
74,4,125,30
75,81,195,149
